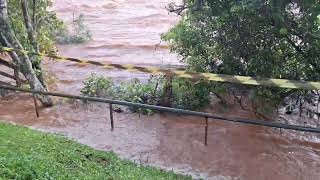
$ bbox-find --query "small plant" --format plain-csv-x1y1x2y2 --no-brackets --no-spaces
80,75,164,115
117,76,163,114
54,14,91,44
172,78,211,110
81,73,114,98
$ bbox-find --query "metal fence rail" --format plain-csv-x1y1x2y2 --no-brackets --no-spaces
1,84,320,145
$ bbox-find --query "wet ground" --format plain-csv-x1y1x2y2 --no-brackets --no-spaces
1,93,320,180
1,0,320,179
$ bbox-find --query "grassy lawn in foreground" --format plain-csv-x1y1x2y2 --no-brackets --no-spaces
0,122,191,180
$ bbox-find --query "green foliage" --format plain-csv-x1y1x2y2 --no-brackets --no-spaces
117,77,163,114
0,122,191,179
81,74,162,114
81,74,212,114
54,14,91,44
163,0,320,108
7,0,63,54
81,73,114,97
172,78,211,110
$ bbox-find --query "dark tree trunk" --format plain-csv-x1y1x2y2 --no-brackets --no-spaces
20,0,47,88
0,0,53,107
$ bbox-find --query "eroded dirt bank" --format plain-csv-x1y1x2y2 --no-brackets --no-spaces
1,0,320,179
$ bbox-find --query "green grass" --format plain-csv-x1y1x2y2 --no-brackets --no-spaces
0,122,191,180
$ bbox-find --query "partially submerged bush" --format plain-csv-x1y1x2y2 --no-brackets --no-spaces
81,73,114,97
80,74,212,114
172,78,211,110
117,77,163,114
81,74,163,114
54,14,91,44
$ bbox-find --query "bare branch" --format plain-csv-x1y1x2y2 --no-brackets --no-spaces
166,2,188,15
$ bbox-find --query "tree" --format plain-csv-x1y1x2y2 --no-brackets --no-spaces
20,0,46,88
0,0,56,106
163,0,320,113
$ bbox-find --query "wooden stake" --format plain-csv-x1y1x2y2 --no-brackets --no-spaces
205,117,209,146
109,103,114,131
33,94,39,118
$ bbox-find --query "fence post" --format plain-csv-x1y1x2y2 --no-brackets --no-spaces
33,94,39,118
204,117,209,146
109,103,114,131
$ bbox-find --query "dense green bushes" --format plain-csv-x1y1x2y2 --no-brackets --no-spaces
81,74,115,98
162,0,320,113
172,78,211,110
81,74,162,114
81,74,212,114
117,77,163,114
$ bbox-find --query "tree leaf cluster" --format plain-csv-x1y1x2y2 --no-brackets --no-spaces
7,0,63,54
162,0,320,109
80,74,212,113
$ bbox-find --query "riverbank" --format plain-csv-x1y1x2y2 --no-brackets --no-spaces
0,121,191,179
1,0,320,179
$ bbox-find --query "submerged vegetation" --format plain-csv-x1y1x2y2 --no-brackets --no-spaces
0,122,191,179
81,74,211,114
54,14,91,44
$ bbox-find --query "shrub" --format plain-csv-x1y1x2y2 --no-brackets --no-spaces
54,14,91,44
80,74,162,114
81,73,114,98
172,78,211,110
80,74,212,114
117,76,163,114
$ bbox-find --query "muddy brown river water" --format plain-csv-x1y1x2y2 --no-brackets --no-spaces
1,0,320,179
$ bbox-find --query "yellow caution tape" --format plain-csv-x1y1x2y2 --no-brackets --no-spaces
2,46,320,90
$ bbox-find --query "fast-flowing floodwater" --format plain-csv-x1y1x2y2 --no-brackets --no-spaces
1,0,320,179
48,0,182,94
